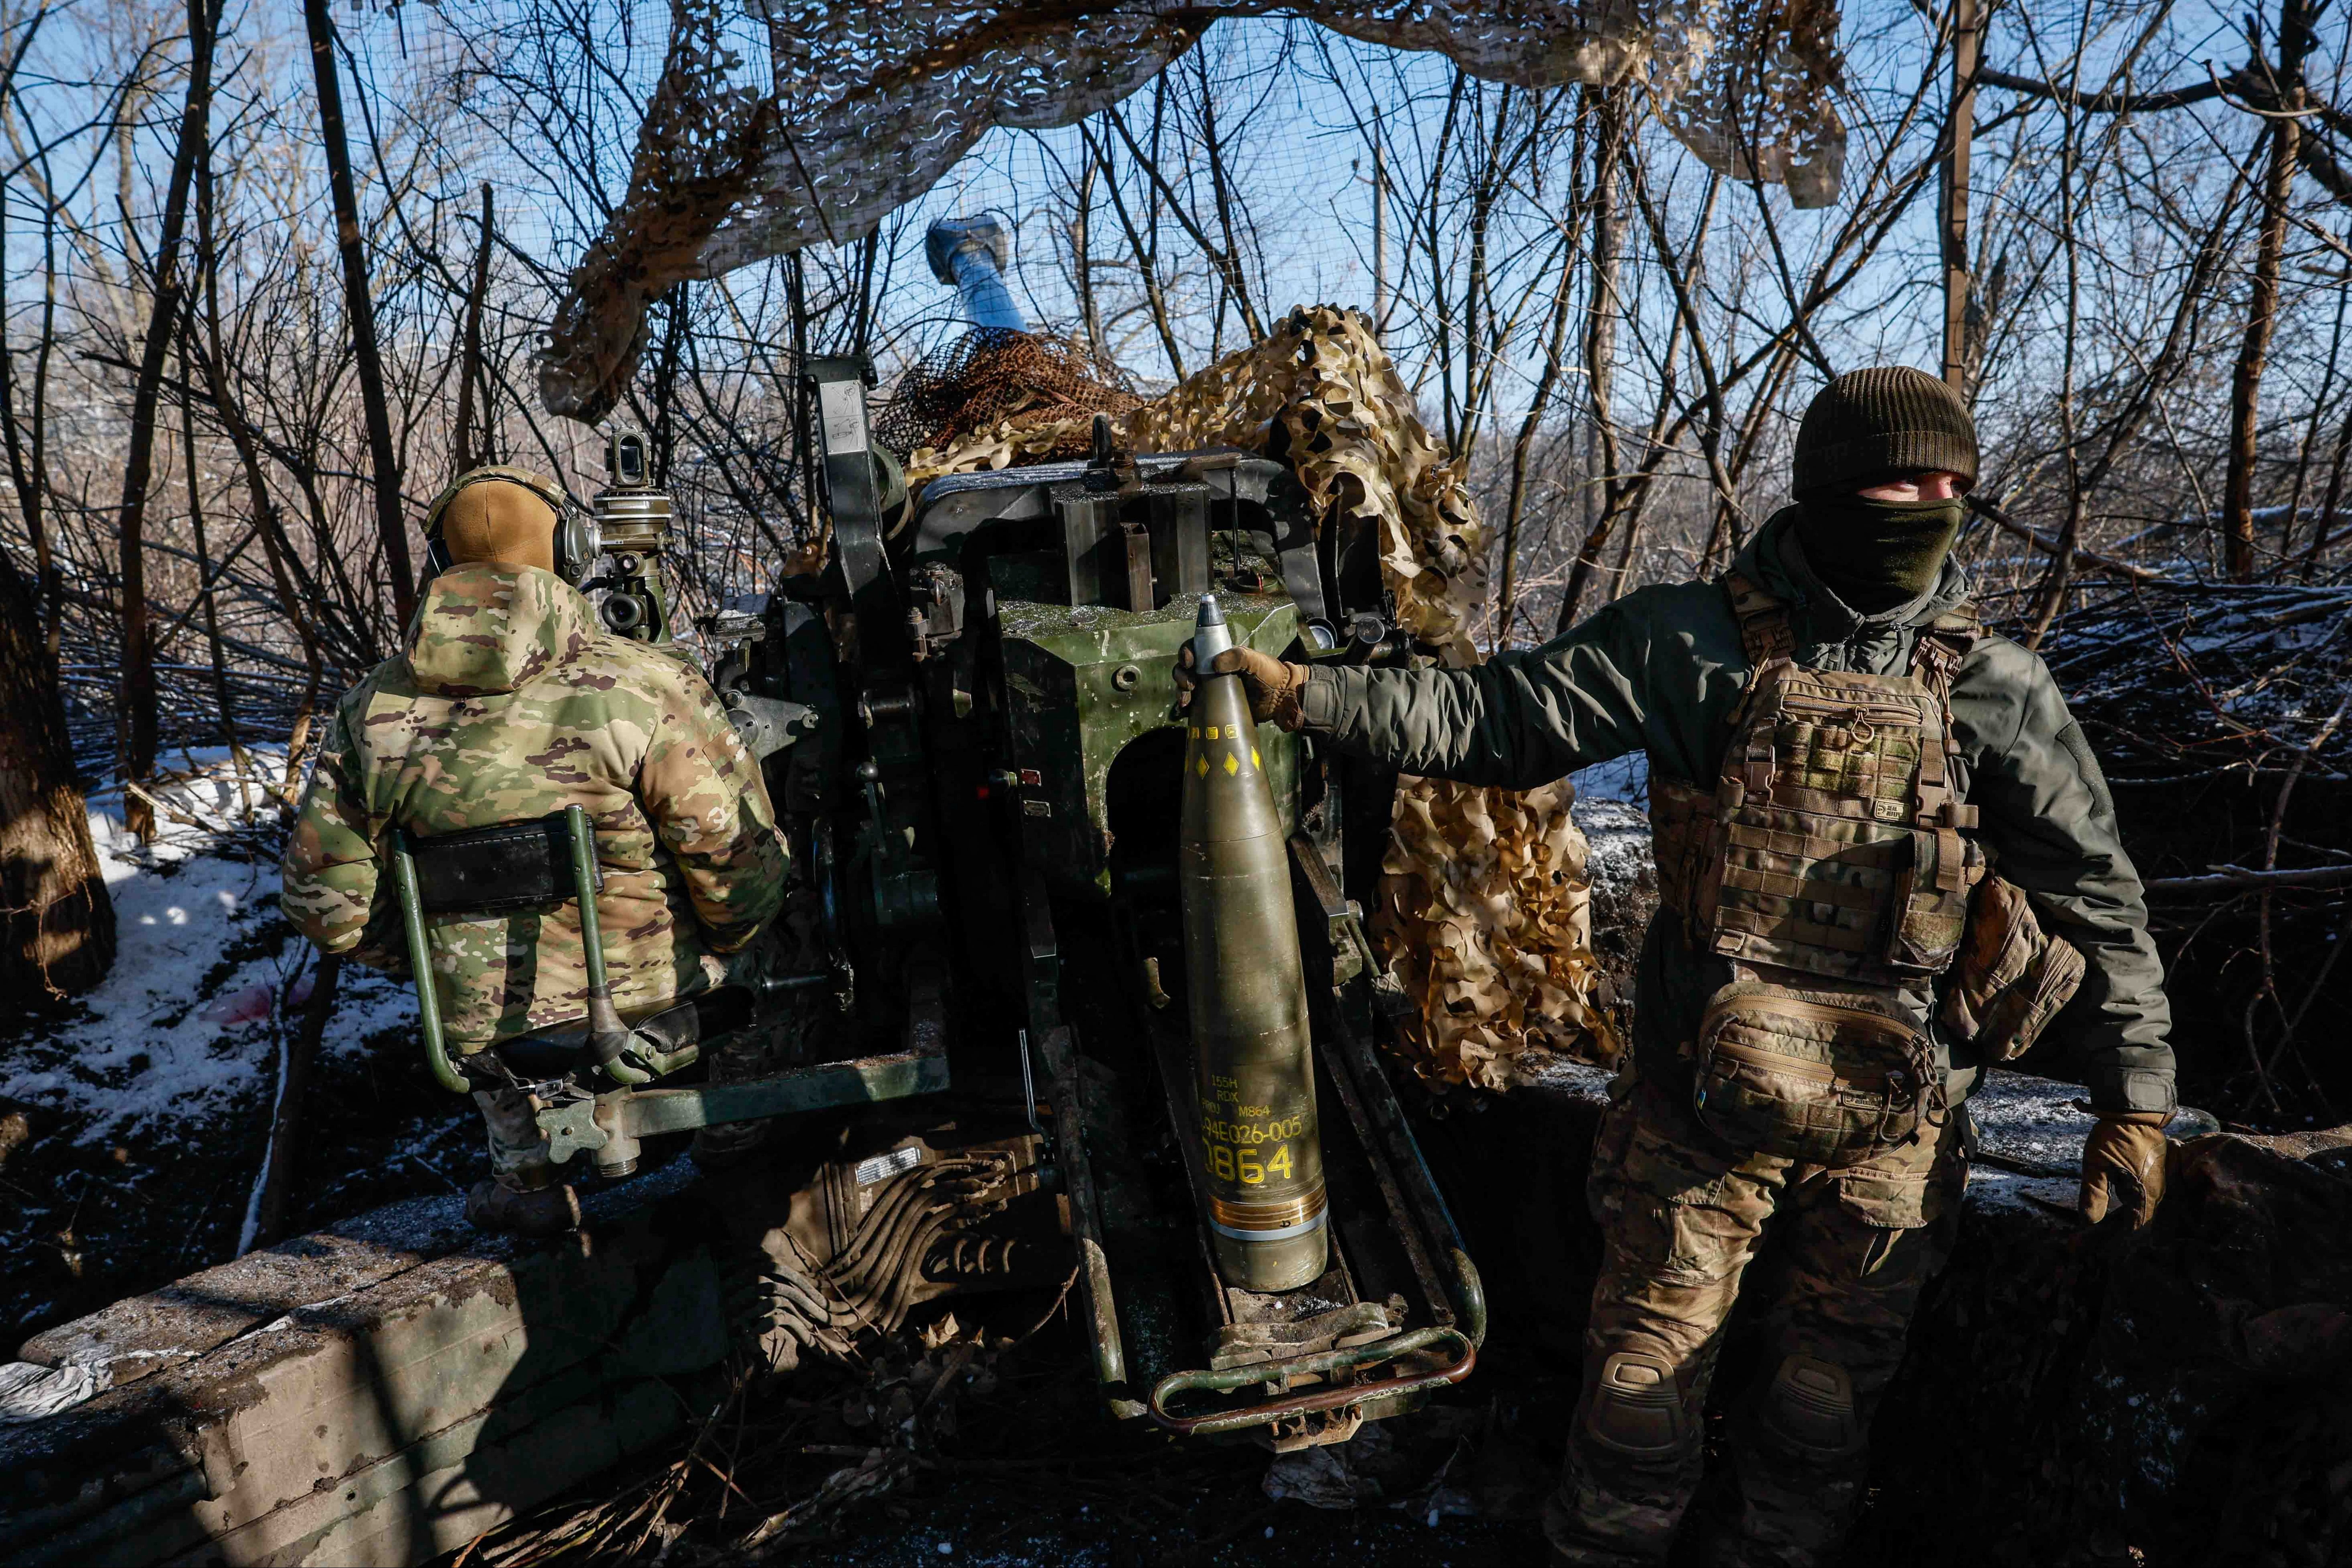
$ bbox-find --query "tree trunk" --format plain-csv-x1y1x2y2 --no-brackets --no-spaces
179,323,245,810
0,551,114,998
1371,109,1387,337
192,139,326,802
304,0,413,630
1559,84,1627,635
0,10,109,999
1941,0,1979,394
1493,250,1580,654
115,0,221,840
2224,111,2299,580
454,182,494,473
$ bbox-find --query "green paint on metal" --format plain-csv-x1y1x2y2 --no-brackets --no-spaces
390,833,466,1094
998,593,1301,900
566,803,607,996
613,1051,951,1138
534,1050,953,1165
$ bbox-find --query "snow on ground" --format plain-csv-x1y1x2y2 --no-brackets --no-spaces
1571,754,1652,899
2,748,417,1151
1,747,455,1341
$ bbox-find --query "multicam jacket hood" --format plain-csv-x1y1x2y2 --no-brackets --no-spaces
281,564,789,1049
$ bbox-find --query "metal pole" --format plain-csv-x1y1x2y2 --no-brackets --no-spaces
392,835,466,1093
1941,0,1979,393
567,802,648,1084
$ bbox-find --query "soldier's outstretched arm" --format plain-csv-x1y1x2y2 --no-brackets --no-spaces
1291,597,1657,789
638,670,791,952
1963,641,2176,1118
280,697,391,959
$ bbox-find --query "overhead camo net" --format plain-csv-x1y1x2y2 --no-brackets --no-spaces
540,0,1847,420
907,307,1487,657
905,306,1620,1084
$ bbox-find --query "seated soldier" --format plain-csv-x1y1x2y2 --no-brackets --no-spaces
280,466,790,1236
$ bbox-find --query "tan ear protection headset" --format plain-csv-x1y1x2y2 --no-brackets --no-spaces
421,466,601,586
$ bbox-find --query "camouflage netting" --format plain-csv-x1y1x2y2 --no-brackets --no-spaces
1379,779,1620,1086
875,330,1142,469
907,307,1618,1085
540,0,1847,420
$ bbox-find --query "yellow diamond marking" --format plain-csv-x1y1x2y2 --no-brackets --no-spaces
1195,755,1209,778
1251,747,1262,768
1223,752,1239,776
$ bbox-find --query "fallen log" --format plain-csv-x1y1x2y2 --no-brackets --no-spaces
1968,494,2174,584
2143,862,2352,895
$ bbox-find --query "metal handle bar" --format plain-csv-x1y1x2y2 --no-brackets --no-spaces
1146,1325,1477,1437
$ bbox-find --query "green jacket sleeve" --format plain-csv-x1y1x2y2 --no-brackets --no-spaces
1961,639,2176,1115
1297,597,1656,787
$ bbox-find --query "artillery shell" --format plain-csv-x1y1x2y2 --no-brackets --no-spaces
1178,596,1328,1292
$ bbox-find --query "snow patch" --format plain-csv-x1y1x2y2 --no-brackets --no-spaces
1569,756,1653,898
2,747,417,1150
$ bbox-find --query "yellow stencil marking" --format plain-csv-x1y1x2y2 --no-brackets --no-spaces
1223,752,1239,776
1251,747,1262,768
1195,754,1210,778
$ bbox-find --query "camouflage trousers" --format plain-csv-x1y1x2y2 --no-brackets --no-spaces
1546,1075,1967,1568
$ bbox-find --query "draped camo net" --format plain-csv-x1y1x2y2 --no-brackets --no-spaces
875,330,1141,468
906,307,1619,1084
540,0,1847,420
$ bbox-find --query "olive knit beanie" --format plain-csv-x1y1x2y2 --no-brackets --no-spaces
1792,366,1978,498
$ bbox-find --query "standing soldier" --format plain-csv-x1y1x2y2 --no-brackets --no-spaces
1180,368,2175,1564
281,466,790,1236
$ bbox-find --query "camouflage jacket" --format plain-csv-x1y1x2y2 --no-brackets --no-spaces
1300,509,2175,1117
281,564,789,1050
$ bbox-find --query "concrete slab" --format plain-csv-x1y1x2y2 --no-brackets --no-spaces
2,1160,712,1567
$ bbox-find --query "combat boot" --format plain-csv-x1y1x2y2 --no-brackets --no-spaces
466,1178,581,1237
1544,1486,1673,1566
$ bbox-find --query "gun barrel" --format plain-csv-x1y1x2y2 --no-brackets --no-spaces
1178,596,1328,1292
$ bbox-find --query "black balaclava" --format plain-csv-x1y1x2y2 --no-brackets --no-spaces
1789,366,1980,614
1794,493,1966,613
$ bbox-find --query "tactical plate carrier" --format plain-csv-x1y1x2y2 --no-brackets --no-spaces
1650,574,2081,1164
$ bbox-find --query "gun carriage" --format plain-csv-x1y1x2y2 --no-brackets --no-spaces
394,368,1483,1450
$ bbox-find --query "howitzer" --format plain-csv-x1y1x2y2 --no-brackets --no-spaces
392,363,1482,1448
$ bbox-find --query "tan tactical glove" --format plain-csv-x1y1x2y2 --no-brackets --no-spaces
2079,1113,2168,1227
1173,643,1311,732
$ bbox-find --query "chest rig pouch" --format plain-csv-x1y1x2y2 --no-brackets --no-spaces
1651,575,1985,1166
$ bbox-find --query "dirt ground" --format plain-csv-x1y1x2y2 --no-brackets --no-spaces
474,1290,1575,1567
